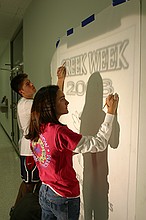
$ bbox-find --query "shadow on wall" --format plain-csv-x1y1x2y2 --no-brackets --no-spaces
80,72,120,220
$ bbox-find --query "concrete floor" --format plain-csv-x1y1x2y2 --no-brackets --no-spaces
0,125,21,220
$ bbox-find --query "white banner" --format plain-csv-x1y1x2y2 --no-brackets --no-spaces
51,0,140,219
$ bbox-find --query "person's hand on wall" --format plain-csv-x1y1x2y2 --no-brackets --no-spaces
106,93,119,115
57,62,66,91
57,62,66,78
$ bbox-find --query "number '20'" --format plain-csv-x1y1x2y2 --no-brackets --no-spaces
66,79,114,97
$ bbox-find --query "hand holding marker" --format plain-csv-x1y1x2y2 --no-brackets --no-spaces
57,62,66,79
103,93,119,114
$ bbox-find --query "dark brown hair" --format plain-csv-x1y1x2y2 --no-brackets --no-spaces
26,85,61,142
10,73,28,95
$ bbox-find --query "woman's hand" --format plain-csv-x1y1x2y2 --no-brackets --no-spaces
57,63,66,91
106,93,119,115
57,63,66,79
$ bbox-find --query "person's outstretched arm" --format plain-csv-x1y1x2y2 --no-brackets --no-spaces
57,63,66,91
73,93,119,154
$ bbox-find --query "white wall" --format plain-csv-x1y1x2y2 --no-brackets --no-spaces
23,0,110,90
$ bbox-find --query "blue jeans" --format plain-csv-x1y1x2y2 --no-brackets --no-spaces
39,184,80,220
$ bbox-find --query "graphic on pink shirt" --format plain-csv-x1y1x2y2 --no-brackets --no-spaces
31,134,51,168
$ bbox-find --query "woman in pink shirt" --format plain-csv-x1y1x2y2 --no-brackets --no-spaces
26,85,119,220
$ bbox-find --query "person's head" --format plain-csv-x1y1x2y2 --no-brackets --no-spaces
26,85,69,141
10,73,36,98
